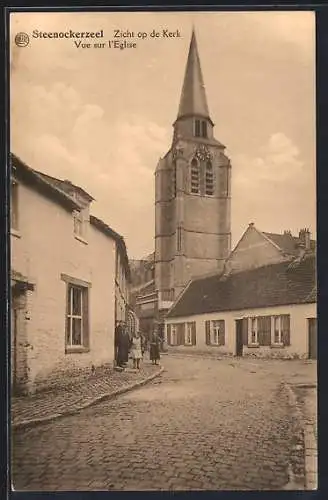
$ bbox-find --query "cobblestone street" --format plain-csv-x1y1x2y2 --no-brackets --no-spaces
12,356,316,491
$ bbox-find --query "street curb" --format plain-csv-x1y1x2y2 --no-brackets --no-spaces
283,382,317,491
12,366,164,431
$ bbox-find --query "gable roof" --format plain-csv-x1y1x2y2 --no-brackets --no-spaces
89,215,131,282
263,231,316,255
11,153,80,212
167,254,316,318
33,170,94,202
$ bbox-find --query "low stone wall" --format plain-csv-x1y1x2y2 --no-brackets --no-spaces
167,345,307,360
242,346,308,360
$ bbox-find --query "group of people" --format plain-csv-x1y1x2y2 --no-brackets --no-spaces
114,321,161,370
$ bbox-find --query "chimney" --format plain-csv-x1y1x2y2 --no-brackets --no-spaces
299,228,311,251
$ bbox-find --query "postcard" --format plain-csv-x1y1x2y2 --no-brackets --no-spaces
9,10,316,491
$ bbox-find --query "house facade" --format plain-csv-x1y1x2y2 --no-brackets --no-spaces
165,226,316,360
10,153,131,394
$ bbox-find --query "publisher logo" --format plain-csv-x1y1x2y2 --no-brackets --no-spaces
15,32,29,47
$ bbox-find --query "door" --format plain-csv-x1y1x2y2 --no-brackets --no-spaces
235,319,243,356
308,318,317,359
235,318,248,356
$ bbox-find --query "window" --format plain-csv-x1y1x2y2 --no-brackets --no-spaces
212,321,220,345
273,315,290,345
167,322,196,346
246,314,291,347
66,283,89,349
274,316,281,344
73,210,84,238
205,320,225,346
190,158,200,194
205,161,214,195
185,323,193,345
250,317,258,344
11,180,19,231
201,121,207,138
195,119,201,137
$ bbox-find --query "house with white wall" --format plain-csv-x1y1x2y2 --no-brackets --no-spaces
165,225,316,359
10,153,131,394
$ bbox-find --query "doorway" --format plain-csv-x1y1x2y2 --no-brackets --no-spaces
308,318,317,359
235,319,244,356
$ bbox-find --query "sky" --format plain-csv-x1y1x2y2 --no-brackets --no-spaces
10,11,316,259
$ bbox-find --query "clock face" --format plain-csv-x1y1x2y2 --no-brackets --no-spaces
194,144,212,162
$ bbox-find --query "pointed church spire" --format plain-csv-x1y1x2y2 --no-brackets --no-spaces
177,27,211,121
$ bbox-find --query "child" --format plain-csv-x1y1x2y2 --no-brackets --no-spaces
130,331,143,370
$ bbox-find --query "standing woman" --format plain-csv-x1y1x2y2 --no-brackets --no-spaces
118,322,130,367
149,325,160,365
130,331,143,370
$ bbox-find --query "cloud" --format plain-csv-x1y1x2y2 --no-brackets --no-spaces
10,80,169,257
231,132,316,244
234,132,306,187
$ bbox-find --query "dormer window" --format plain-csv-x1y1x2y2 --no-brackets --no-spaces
73,210,86,240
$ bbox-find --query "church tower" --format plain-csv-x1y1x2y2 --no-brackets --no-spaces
155,28,232,306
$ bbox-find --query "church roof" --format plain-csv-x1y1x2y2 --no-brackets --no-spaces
176,28,211,122
167,253,316,319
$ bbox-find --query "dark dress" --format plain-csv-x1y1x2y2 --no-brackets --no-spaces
114,324,122,365
149,332,160,361
116,326,130,366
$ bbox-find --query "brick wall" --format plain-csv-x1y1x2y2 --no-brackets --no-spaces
11,182,116,393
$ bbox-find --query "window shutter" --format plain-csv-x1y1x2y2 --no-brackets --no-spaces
242,318,248,345
167,324,171,346
192,322,196,345
218,320,225,345
282,315,291,346
178,323,185,346
258,316,271,346
205,321,211,345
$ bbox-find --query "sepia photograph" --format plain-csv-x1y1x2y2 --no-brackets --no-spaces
9,10,316,491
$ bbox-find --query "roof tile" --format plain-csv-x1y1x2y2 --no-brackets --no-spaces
167,254,316,318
